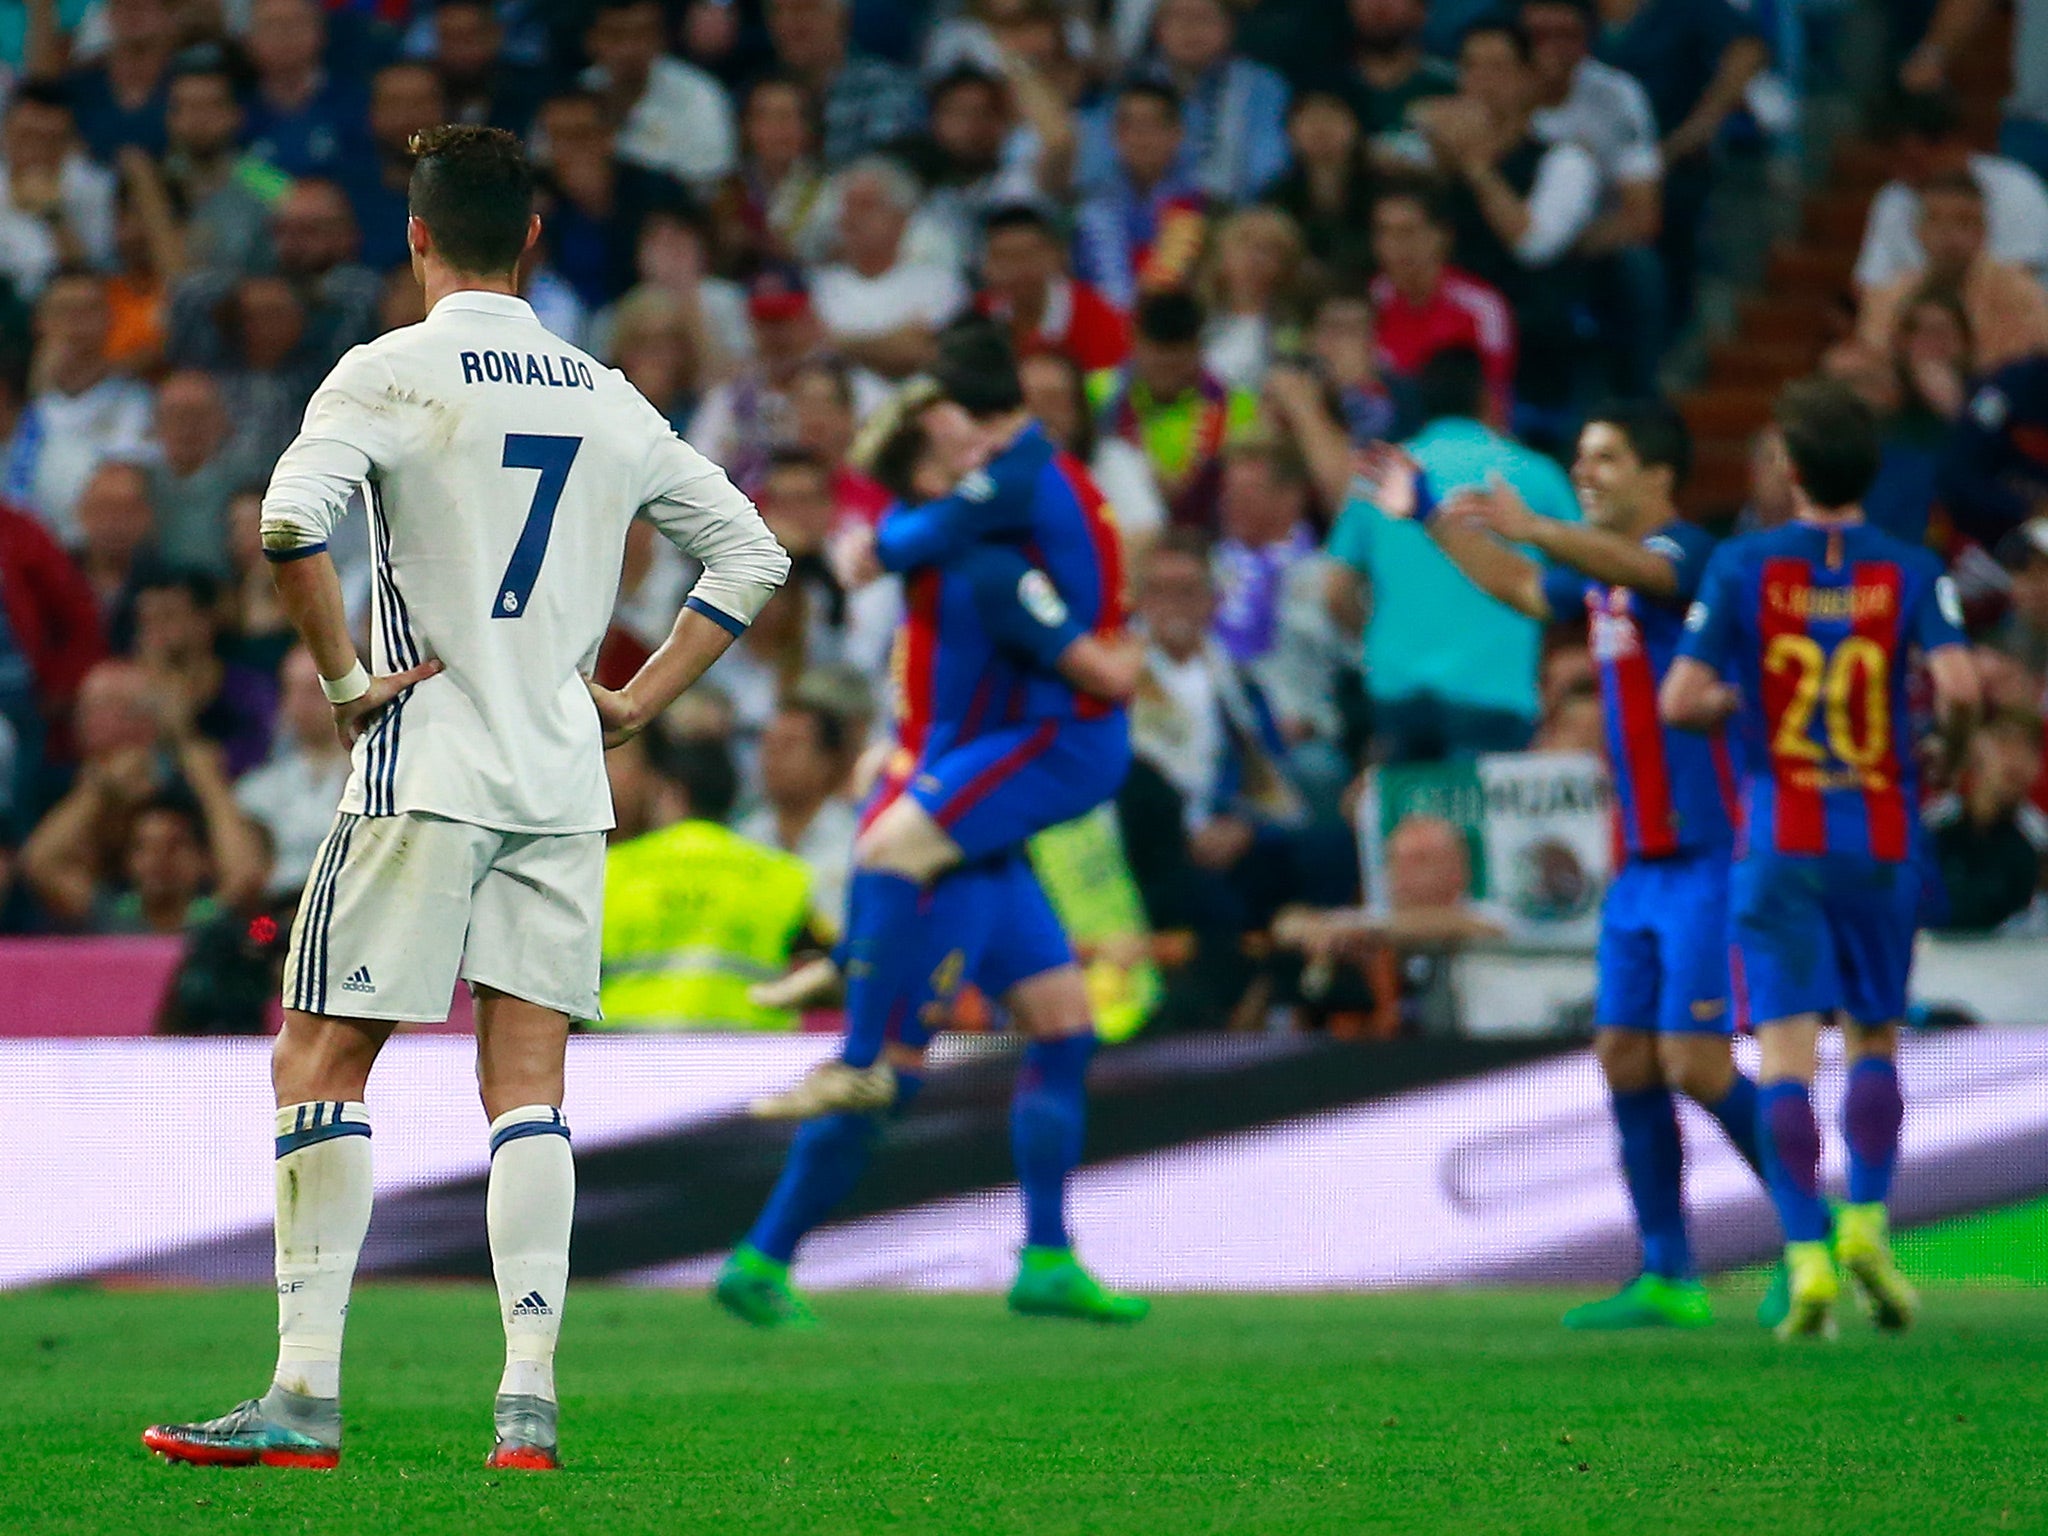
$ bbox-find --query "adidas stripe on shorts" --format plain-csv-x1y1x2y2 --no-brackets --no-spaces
285,809,605,1022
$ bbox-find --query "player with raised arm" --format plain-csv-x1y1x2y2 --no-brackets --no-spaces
715,360,1150,1328
1355,404,1777,1331
1663,379,1979,1339
141,126,788,1471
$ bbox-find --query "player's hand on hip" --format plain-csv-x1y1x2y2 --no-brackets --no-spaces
334,660,443,748
586,678,649,749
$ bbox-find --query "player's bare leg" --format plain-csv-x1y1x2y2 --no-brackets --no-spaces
1757,1016,1839,1339
143,1010,393,1469
1563,1028,1710,1331
752,796,963,1120
475,987,575,1469
1003,966,1147,1324
1835,1021,1915,1330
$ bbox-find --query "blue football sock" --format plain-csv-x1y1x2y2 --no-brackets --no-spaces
1758,1080,1831,1243
1011,1034,1096,1251
838,869,927,1068
1701,1070,1766,1180
1842,1058,1903,1206
745,1072,923,1264
1611,1086,1690,1280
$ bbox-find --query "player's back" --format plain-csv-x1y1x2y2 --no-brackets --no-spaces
1706,519,1947,864
311,293,697,833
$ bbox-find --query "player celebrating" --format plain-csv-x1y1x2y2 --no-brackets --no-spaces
142,126,788,1470
1663,379,1979,1338
717,353,1148,1327
1354,405,1774,1330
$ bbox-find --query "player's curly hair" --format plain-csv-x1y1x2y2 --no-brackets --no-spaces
407,125,535,276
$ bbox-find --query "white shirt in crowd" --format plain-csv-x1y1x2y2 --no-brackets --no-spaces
1090,436,1167,543
581,57,738,190
5,375,152,543
1532,59,1663,195
735,796,859,932
1855,153,2048,288
260,290,788,835
811,260,970,341
0,153,117,289
236,748,352,896
1389,134,1599,265
1139,645,1226,833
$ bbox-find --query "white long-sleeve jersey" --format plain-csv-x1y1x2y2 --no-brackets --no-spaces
261,290,789,835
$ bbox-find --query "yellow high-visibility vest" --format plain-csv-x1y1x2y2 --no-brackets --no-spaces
596,819,814,1031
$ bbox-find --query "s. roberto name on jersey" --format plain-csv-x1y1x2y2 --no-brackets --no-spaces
458,349,597,389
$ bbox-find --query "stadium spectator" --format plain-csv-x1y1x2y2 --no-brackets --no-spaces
763,0,923,169
1534,674,1606,753
1302,290,1403,445
18,656,261,929
601,204,753,366
1335,0,1457,141
1018,347,1168,553
1858,172,2048,374
220,486,295,678
1073,80,1208,311
973,201,1132,377
1210,440,1348,757
608,285,723,434
1198,205,1312,394
239,0,370,181
103,156,180,376
892,65,1046,274
169,179,382,372
56,0,176,162
1260,88,1380,284
783,359,889,527
1100,289,1259,532
1926,708,2048,933
69,459,156,624
0,494,103,777
534,90,696,313
1827,288,1974,544
687,265,836,489
1856,88,2048,292
146,369,252,577
1413,21,1596,424
811,156,969,379
1116,0,1291,203
209,274,325,471
0,84,116,292
1992,520,2048,675
1595,0,1768,323
129,568,277,777
1324,347,1578,760
581,0,738,194
233,646,350,898
1367,185,1514,426
337,64,445,275
8,271,151,543
159,56,282,279
1938,354,2048,545
426,0,549,139
1121,531,1306,941
708,74,829,274
600,731,825,1029
735,697,858,927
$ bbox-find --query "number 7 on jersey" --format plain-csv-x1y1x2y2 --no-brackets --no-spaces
494,433,583,619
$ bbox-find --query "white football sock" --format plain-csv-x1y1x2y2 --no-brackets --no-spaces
486,1105,574,1403
271,1101,374,1402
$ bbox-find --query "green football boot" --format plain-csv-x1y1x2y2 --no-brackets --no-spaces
1007,1246,1149,1323
1835,1202,1917,1332
713,1243,817,1329
1561,1274,1713,1331
1776,1239,1840,1340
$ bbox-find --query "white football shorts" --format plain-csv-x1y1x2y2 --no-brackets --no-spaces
283,810,605,1022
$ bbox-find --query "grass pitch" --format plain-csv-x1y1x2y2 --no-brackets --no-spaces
9,1283,2048,1536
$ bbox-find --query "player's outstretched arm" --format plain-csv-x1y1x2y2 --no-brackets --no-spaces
1467,487,1685,601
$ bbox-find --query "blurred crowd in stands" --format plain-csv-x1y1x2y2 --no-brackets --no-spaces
0,0,2043,1033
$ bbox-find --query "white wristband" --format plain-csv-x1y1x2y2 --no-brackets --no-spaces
320,660,371,705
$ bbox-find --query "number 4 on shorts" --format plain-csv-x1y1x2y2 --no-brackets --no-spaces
494,433,582,619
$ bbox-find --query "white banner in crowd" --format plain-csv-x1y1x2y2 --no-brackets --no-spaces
1359,751,1614,947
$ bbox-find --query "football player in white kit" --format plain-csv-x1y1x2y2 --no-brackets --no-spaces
142,126,789,1472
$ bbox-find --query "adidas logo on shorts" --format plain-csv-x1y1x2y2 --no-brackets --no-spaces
340,966,376,994
511,1290,553,1318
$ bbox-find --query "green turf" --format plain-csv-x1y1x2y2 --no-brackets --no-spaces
10,1283,2048,1536
1899,1195,2048,1284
